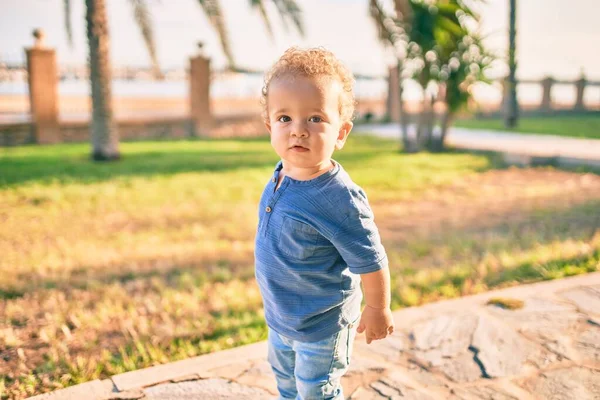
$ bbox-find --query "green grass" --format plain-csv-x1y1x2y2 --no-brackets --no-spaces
0,135,598,399
454,114,600,139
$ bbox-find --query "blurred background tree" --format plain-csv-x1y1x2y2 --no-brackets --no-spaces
63,0,304,161
369,0,494,153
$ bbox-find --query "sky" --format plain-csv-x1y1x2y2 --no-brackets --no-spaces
1,0,599,82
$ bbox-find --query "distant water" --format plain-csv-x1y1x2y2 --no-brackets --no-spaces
0,77,388,99
1,77,596,106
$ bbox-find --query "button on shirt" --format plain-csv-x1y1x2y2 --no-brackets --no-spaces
254,160,388,342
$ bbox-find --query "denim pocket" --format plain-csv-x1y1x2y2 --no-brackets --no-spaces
346,324,357,365
329,326,354,373
279,217,321,259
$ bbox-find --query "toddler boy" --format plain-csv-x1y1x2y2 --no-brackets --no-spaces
255,47,394,399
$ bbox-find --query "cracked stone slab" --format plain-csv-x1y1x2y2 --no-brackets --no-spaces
437,352,484,383
208,359,256,380
525,341,560,369
342,355,388,398
169,374,200,383
409,314,479,369
104,391,145,400
27,379,115,400
450,385,519,400
575,326,600,363
544,335,582,362
348,386,389,399
560,286,600,317
411,348,448,367
521,367,600,400
358,333,407,362
142,379,273,400
411,315,478,356
403,361,447,388
376,370,443,399
235,359,278,395
367,378,435,400
485,297,583,336
471,315,530,378
370,380,404,397
485,298,589,366
394,389,436,400
111,341,267,391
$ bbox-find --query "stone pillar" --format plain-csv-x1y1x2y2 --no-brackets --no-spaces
387,65,400,123
25,29,60,144
189,43,212,136
540,76,554,111
575,74,586,110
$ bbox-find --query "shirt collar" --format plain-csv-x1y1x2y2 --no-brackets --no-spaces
274,159,340,186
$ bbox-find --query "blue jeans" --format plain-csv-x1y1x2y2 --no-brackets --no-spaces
267,323,358,400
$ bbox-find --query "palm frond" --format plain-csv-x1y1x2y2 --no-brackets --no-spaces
271,0,304,36
196,0,235,68
129,0,162,79
435,16,466,38
249,0,275,39
63,0,73,47
369,0,401,47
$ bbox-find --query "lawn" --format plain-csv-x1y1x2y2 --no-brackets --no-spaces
1,135,599,398
453,114,600,139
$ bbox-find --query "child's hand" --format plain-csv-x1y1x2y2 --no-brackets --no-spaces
356,305,394,344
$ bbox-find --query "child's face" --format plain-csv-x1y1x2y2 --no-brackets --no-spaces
265,74,352,171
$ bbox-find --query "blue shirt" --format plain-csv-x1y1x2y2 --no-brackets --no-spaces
254,159,388,342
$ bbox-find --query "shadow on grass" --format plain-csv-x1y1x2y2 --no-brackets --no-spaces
3,199,599,301
0,136,406,187
485,248,600,287
1,138,274,187
449,147,600,175
3,258,256,300
385,197,600,307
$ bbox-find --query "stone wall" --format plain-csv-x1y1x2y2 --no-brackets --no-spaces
0,114,267,147
59,118,193,143
0,123,34,146
210,114,266,138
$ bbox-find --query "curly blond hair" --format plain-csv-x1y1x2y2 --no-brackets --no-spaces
261,47,356,123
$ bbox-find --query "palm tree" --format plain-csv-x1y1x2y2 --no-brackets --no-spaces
369,0,492,152
63,0,304,161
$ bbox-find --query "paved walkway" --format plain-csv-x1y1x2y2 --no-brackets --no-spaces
355,124,600,167
31,272,600,399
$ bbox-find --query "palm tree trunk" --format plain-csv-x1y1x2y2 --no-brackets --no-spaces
393,0,417,153
86,0,119,161
433,108,452,152
424,92,435,149
505,0,518,128
429,83,448,152
414,72,430,152
396,59,412,152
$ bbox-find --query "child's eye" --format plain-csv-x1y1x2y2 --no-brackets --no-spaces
309,116,322,123
278,115,291,122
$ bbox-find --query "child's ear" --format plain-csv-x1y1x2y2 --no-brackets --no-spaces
265,121,272,134
335,121,353,150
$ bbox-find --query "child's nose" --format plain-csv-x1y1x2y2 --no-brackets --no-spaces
291,121,309,138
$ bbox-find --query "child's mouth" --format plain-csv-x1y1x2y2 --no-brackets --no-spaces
291,145,309,152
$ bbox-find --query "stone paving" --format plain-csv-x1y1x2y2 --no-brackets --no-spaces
30,272,600,400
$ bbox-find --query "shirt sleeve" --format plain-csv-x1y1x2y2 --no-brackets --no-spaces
329,188,388,274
